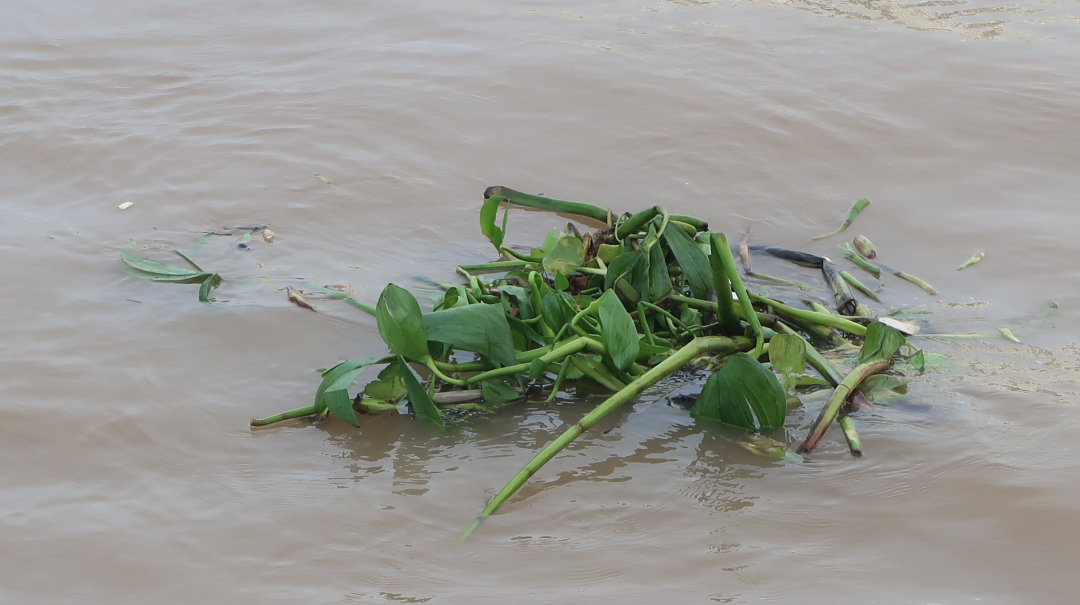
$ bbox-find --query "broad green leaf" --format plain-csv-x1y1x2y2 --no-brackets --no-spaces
554,272,570,292
424,303,517,368
508,315,547,348
604,251,642,291
857,322,906,364
434,286,467,311
481,378,520,404
768,334,806,376
376,284,431,363
909,349,925,372
648,238,672,302
499,285,534,319
691,371,755,430
662,226,711,298
479,195,507,253
314,356,378,427
395,356,443,427
598,291,639,371
691,353,787,430
542,236,586,276
528,358,547,379
541,292,568,332
363,363,408,402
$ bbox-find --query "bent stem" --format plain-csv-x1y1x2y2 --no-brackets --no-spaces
458,335,752,544
799,360,889,453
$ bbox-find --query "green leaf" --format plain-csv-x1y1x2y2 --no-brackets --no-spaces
363,363,408,403
554,272,570,292
857,322,906,364
424,303,516,368
541,292,568,333
768,334,806,376
198,274,221,303
860,375,909,400
479,195,507,253
648,237,672,302
542,236,586,276
528,358,547,379
691,353,787,430
508,315,547,348
395,356,443,427
499,285,534,319
481,378,520,404
376,284,432,363
314,356,379,427
121,249,204,277
598,291,639,371
909,349,925,372
662,226,711,298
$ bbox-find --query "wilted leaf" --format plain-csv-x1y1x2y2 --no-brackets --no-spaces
542,236,585,276
768,334,806,377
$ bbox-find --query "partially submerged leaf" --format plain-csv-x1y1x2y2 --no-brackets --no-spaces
860,374,909,399
395,356,443,427
376,284,432,363
363,363,408,403
315,356,379,427
857,322,906,364
957,251,985,271
424,302,517,368
692,353,787,430
768,334,806,377
481,379,520,404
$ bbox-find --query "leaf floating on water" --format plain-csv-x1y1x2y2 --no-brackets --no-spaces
852,235,877,259
999,327,1021,343
812,199,870,241
118,201,134,210
287,286,316,311
314,174,332,185
957,251,986,271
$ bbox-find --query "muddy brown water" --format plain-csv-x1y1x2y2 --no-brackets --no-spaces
3,1,1080,603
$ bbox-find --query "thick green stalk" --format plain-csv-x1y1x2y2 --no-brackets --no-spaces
485,186,610,223
715,233,763,356
459,335,752,543
615,206,660,240
838,243,881,279
708,233,742,336
458,260,529,273
669,294,775,327
748,292,867,336
250,405,318,427
799,360,889,453
839,416,863,457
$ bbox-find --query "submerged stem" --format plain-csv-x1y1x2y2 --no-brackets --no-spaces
459,335,752,544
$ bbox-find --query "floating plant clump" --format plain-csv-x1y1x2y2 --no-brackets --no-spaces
121,186,1000,541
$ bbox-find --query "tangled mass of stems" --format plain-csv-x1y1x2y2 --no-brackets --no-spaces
123,186,936,541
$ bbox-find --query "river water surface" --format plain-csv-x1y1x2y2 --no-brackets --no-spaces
3,1,1080,603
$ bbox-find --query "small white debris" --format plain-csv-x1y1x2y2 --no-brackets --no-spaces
118,202,134,210
262,228,275,243
878,317,920,335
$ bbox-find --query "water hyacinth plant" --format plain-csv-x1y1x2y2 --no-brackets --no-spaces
121,186,971,540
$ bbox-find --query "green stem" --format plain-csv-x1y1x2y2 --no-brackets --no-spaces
485,186,610,223
716,233,764,357
545,357,573,403
459,335,752,544
569,355,626,391
799,360,889,454
838,243,881,279
615,206,660,240
840,270,883,304
250,405,318,427
458,261,530,273
839,416,863,457
748,292,867,336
